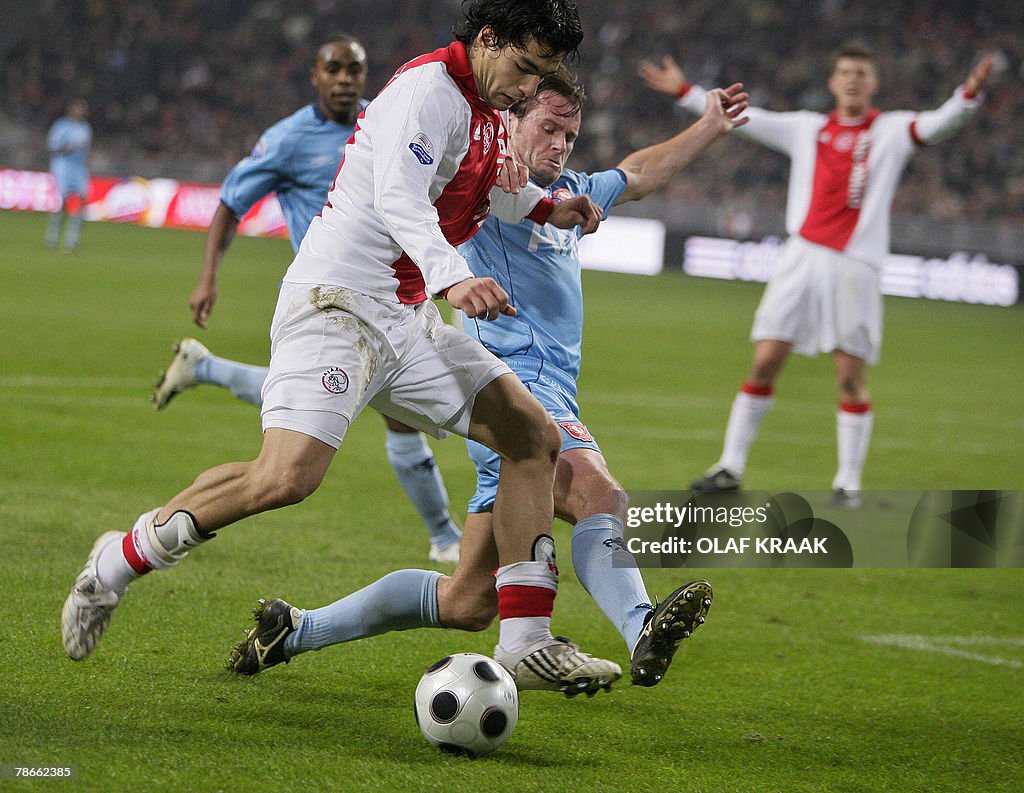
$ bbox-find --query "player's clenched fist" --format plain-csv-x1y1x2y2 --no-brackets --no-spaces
445,277,517,320
548,194,601,235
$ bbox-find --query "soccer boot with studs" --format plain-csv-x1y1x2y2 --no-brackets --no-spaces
630,579,713,687
61,531,126,660
151,338,210,410
494,636,622,697
228,598,303,675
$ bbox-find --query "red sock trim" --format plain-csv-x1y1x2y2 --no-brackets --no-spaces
742,382,773,397
498,585,555,619
840,401,872,414
122,531,153,575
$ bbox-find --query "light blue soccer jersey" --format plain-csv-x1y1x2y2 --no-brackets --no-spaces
220,102,364,251
459,168,628,390
460,168,628,512
46,117,92,197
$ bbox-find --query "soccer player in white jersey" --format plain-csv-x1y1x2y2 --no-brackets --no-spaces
225,69,748,691
149,36,464,564
44,98,92,253
641,43,993,507
63,0,625,696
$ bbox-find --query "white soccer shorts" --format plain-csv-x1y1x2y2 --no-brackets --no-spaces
261,282,511,448
751,236,883,364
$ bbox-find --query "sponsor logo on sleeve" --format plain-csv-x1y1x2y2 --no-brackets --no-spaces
409,132,434,165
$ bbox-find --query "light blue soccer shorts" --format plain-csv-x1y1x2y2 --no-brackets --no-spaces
465,363,600,513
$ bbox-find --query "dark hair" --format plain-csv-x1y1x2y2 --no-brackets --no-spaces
317,33,364,54
510,65,585,119
830,41,877,71
452,0,583,62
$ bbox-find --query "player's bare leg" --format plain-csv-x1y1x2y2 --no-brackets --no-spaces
62,429,335,660
437,512,500,632
693,339,791,490
468,374,621,695
831,349,872,508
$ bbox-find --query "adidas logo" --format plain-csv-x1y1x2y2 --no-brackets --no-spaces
603,537,629,552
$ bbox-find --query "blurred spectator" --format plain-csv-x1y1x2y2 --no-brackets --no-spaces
2,0,1021,224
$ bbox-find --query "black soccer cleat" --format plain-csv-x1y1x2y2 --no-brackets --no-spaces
690,467,742,492
630,580,713,687
830,488,862,510
227,598,303,676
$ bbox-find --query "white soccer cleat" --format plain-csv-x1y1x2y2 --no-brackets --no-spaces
428,540,460,564
151,338,210,410
494,636,622,697
61,531,125,660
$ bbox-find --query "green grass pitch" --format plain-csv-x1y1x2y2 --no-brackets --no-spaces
1,210,1021,792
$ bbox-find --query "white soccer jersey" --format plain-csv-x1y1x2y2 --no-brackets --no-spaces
285,41,552,304
678,85,983,267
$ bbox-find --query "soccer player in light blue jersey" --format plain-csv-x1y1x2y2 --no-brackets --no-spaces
45,98,92,253
226,69,749,690
150,36,463,563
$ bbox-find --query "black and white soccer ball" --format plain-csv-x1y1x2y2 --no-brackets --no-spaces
414,652,519,758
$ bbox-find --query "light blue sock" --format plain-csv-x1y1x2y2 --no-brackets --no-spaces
45,213,62,248
571,513,653,652
385,429,461,548
194,355,268,406
64,214,83,250
285,569,442,656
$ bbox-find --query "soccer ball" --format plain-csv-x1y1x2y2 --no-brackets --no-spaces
414,652,519,757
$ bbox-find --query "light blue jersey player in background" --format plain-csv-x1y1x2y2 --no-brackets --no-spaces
226,69,750,691
150,36,463,563
45,98,92,253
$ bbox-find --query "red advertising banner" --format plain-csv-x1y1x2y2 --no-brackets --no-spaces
0,168,288,241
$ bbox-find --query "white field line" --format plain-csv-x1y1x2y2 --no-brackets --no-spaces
0,376,147,389
861,634,1024,669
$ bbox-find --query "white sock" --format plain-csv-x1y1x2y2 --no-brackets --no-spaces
718,386,774,476
96,509,212,593
495,545,558,656
833,404,873,491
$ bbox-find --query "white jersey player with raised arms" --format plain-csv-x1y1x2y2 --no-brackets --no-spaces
62,0,623,696
641,43,993,506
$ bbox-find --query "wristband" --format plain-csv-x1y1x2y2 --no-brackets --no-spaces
676,82,693,99
526,197,556,225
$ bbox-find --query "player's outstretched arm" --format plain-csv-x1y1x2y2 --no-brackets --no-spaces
191,202,239,328
638,55,688,98
614,84,748,205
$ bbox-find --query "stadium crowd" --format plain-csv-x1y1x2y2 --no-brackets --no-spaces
3,0,1022,226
